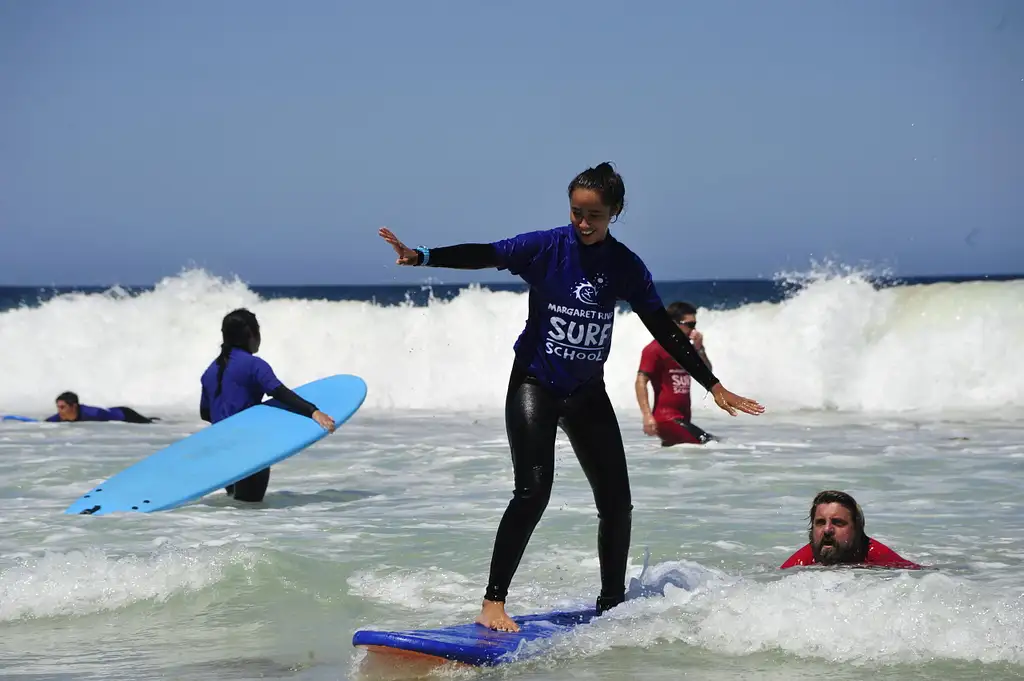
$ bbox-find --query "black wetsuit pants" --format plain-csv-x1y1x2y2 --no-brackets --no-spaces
483,366,633,614
225,468,271,502
112,407,158,424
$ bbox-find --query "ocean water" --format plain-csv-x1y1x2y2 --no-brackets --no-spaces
0,268,1022,680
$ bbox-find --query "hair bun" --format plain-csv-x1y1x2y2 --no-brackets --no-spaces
567,162,626,219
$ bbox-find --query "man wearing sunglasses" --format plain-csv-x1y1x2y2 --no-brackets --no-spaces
635,301,716,446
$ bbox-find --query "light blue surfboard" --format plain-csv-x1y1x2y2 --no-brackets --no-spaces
63,374,367,516
2,415,39,422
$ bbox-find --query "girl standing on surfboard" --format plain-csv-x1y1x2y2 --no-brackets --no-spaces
200,308,336,502
378,162,764,632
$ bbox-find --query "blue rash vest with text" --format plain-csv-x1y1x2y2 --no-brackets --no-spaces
491,224,664,396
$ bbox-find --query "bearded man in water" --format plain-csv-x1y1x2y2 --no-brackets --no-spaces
780,490,923,569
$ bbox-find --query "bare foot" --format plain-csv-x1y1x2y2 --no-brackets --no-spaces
475,599,519,632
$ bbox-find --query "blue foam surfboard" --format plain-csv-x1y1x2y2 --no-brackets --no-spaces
63,374,367,516
352,607,600,667
2,415,39,422
353,549,694,668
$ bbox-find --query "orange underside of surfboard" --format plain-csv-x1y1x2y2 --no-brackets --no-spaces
359,644,473,671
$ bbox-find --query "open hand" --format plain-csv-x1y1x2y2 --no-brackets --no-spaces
378,227,419,266
711,384,765,417
312,410,336,433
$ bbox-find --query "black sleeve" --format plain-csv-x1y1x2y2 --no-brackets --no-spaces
415,244,501,270
200,405,211,423
269,385,319,418
636,307,721,393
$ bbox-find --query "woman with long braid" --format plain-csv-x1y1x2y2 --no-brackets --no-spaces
199,308,335,502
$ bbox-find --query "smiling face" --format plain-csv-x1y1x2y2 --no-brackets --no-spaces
569,188,620,246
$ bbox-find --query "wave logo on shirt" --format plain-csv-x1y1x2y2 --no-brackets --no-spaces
572,273,607,306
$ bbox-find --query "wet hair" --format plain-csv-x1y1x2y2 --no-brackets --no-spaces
215,308,261,397
808,490,868,543
666,301,697,323
567,162,626,222
56,391,79,406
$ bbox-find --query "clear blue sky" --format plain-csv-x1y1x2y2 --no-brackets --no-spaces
2,0,1021,286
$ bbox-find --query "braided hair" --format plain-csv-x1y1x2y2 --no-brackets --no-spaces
215,308,261,397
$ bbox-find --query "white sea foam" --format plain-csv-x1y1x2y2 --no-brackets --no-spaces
1,268,1021,417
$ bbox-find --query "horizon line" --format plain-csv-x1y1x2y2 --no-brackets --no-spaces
1,271,1023,289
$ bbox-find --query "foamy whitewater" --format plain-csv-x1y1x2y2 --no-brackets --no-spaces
0,270,1022,680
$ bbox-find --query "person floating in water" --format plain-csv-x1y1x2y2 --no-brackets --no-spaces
635,301,717,446
200,308,336,503
780,490,923,569
45,391,158,423
379,161,765,633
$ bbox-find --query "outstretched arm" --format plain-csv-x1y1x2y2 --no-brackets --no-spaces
380,226,551,277
636,307,720,392
379,228,501,270
635,306,764,417
413,243,501,270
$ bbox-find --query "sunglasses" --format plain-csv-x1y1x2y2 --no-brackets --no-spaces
678,320,696,329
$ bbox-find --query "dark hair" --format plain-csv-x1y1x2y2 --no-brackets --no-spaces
56,391,79,406
666,301,697,322
567,162,626,222
215,308,261,397
808,490,868,549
